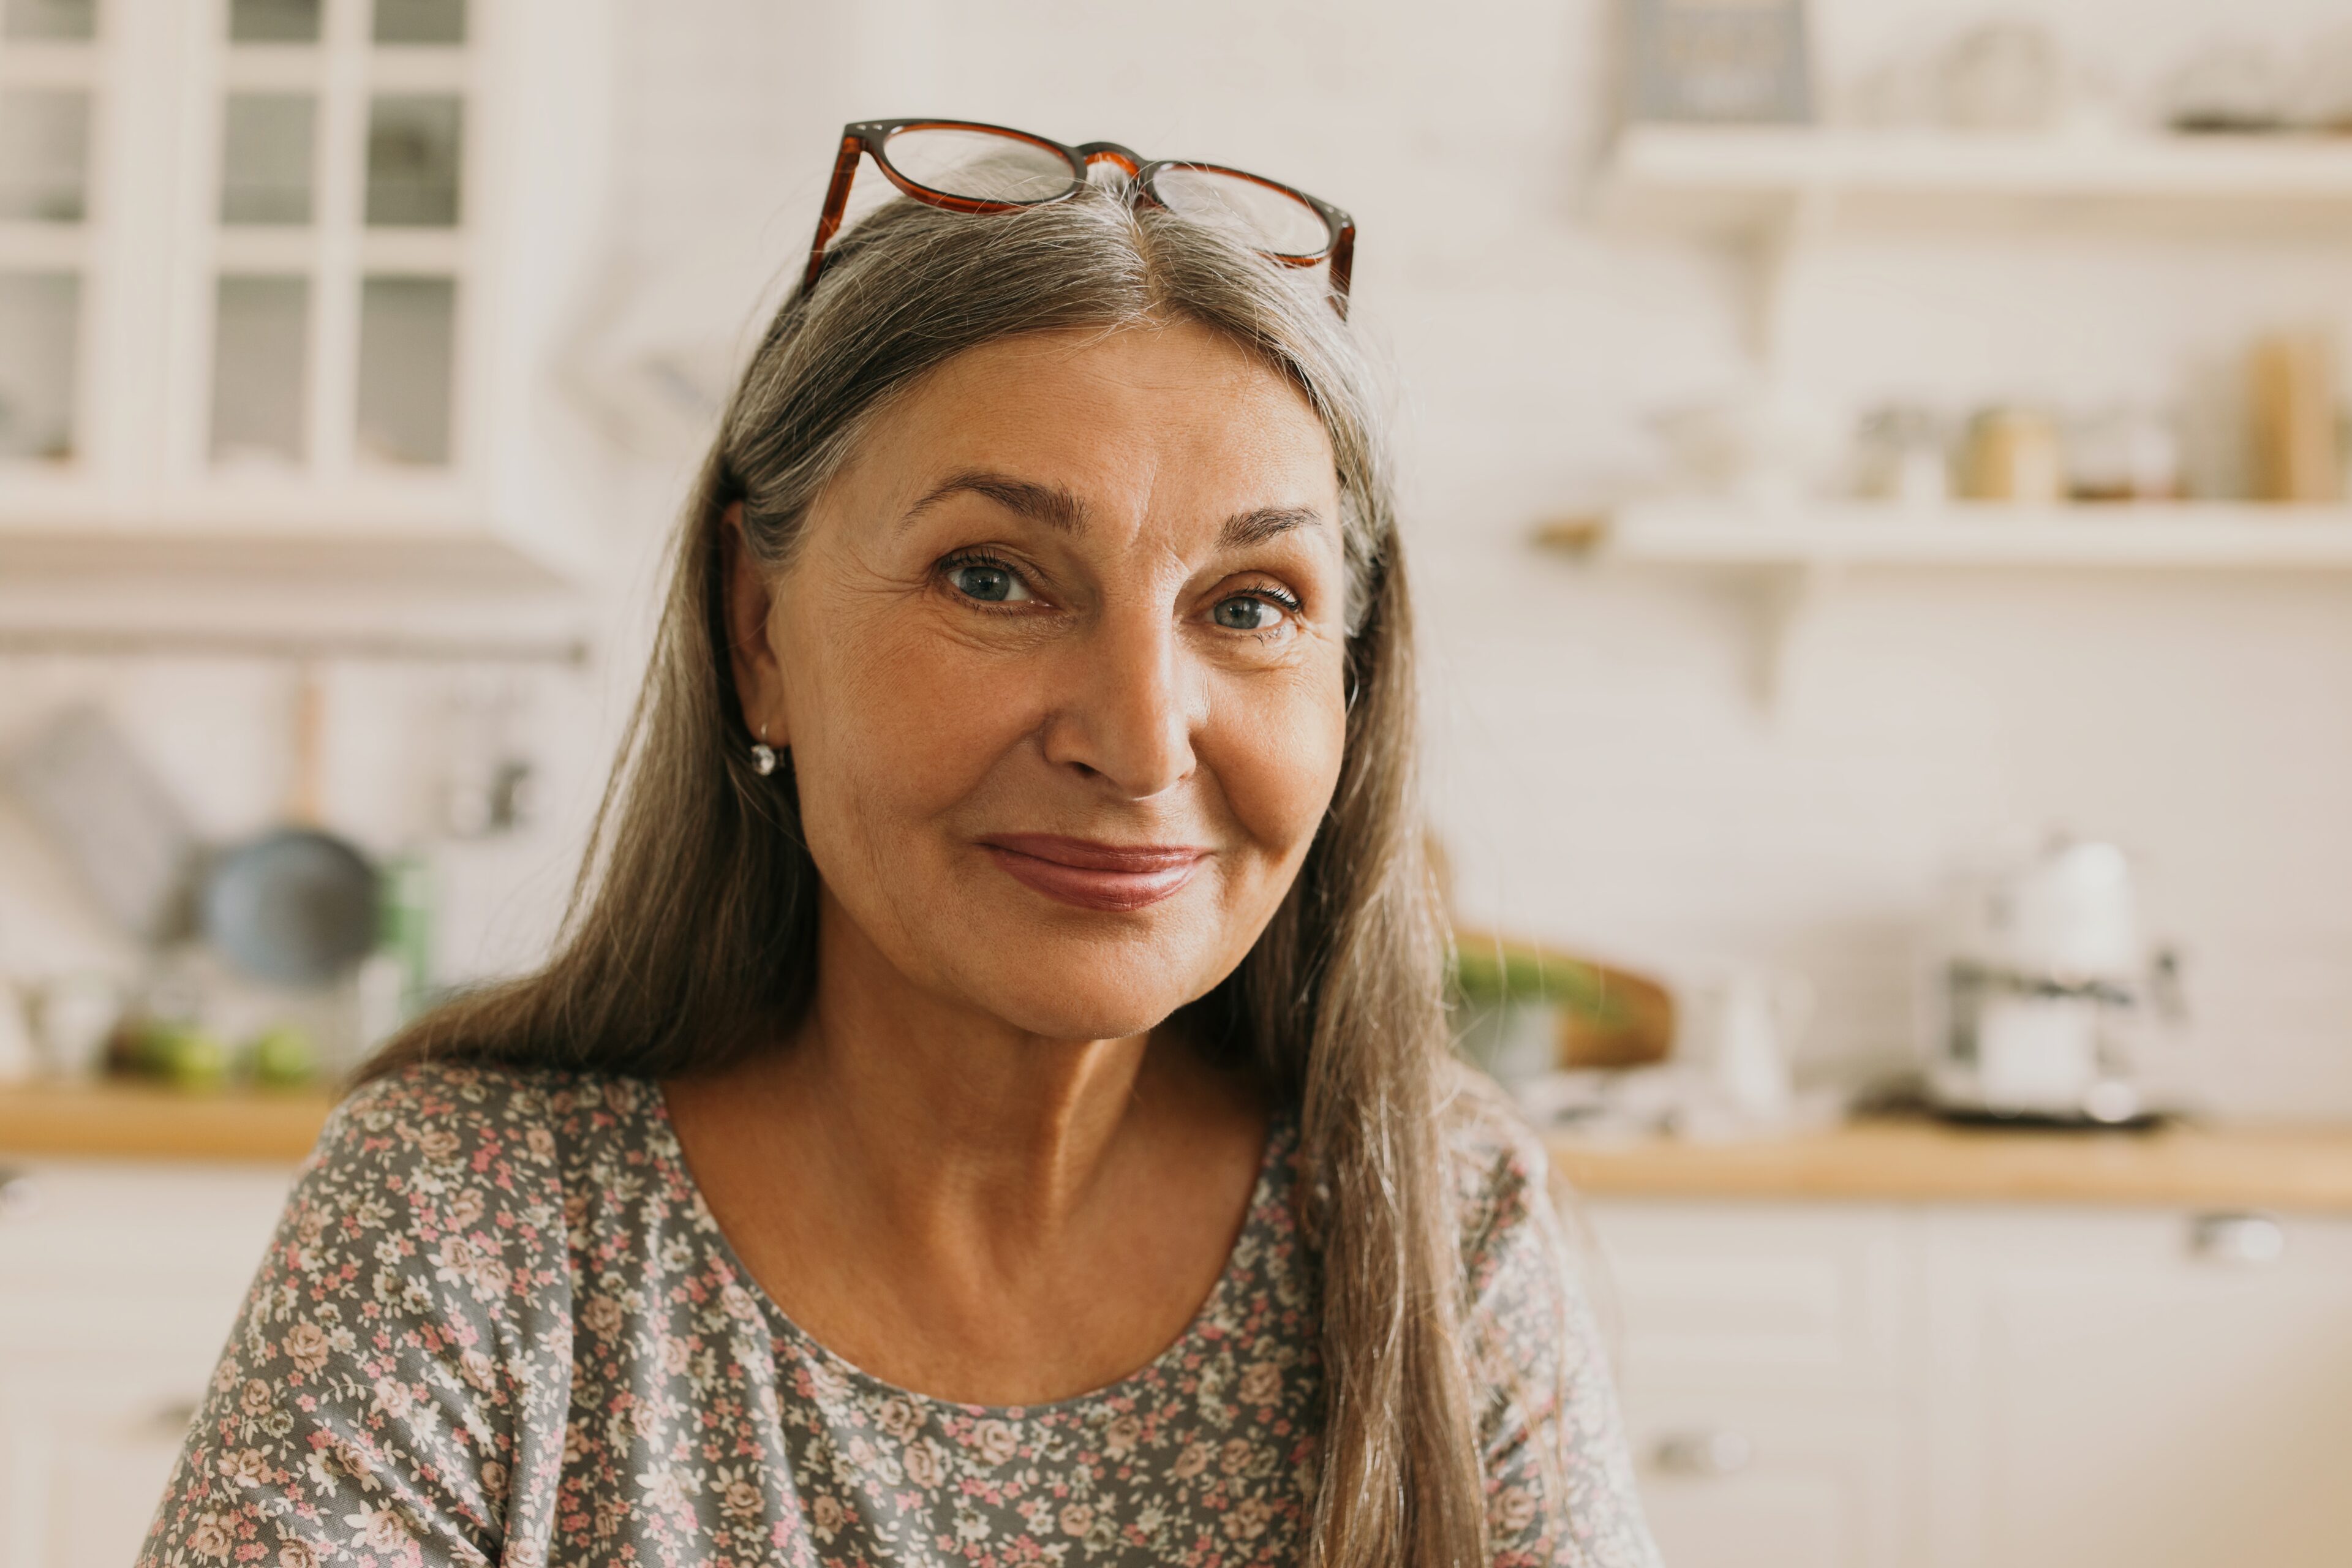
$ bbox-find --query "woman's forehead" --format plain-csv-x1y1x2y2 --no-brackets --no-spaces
839,323,1341,529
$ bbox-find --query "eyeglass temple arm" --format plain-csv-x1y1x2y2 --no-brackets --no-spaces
803,134,867,294
1329,224,1356,320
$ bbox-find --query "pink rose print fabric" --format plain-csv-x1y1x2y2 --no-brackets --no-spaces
139,1064,1656,1566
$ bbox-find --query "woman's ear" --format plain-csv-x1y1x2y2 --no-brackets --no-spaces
720,501,788,747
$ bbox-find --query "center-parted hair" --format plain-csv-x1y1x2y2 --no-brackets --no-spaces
368,181,1488,1567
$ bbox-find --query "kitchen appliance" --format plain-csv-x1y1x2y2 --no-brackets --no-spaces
1923,836,2182,1126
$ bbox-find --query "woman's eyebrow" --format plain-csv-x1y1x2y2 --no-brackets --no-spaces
1221,507,1324,548
902,471,1088,532
902,473,1323,549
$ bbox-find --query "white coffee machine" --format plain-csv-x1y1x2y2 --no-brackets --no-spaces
1923,835,2182,1126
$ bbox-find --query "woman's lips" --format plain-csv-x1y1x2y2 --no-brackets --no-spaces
979,834,1209,913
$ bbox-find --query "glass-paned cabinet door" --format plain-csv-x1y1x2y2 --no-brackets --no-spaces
372,0,461,45
210,273,306,464
0,271,78,459
228,0,320,45
356,0,464,469
3,0,96,41
0,87,91,221
357,273,451,464
0,0,98,466
205,0,467,476
208,0,317,473
221,92,316,225
365,92,461,227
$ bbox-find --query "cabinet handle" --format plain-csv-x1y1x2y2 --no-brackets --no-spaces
149,1398,200,1438
1653,1428,1755,1477
0,1168,34,1216
2190,1212,2286,1266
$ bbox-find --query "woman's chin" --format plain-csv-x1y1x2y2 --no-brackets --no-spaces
969,985,1184,1046
905,903,1241,1044
939,948,1212,1044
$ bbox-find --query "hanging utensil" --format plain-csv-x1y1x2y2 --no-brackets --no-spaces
199,668,379,988
5,705,200,944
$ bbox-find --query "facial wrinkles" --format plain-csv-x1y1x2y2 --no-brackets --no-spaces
760,323,1349,1039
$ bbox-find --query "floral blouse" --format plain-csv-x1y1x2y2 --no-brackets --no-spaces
139,1063,1657,1567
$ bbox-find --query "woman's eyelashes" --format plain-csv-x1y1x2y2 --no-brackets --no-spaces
933,549,1308,638
1209,583,1303,635
939,551,1038,605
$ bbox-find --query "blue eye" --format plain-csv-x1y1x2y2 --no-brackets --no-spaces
1214,595,1280,630
951,562,1025,602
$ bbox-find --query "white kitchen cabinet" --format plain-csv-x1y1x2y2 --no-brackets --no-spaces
1593,1201,1910,1395
1621,1389,1907,1568
1591,1201,1917,1568
1585,1197,2352,1568
0,0,617,586
1920,1207,2352,1568
0,1158,292,1568
0,1352,217,1568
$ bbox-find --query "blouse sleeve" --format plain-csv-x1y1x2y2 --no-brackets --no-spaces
1455,1106,1662,1568
139,1066,575,1568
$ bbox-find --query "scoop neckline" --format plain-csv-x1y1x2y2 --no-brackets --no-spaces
644,1082,1292,1420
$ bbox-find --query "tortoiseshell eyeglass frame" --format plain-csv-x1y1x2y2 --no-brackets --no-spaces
802,118,1357,318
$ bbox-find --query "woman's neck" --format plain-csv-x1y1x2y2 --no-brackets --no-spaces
660,894,1269,1403
743,891,1212,1264
793,990,1151,1248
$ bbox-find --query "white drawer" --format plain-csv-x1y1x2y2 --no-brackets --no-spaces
0,1347,215,1568
1585,1199,1909,1393
0,1161,290,1288
1622,1389,1909,1568
0,1161,288,1359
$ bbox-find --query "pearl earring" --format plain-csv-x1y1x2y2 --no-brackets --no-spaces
750,725,777,776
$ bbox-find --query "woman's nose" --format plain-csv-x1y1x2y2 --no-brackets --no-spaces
1039,612,1199,799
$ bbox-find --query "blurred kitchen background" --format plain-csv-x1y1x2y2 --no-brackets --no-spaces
3,0,2352,1563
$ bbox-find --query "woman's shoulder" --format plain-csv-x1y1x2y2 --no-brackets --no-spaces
314,1057,660,1187
1438,1068,1560,1274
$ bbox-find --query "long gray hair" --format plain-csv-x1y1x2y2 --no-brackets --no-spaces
369,181,1488,1565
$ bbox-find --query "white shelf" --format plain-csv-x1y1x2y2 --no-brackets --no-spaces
1600,125,2352,239
1593,502,2352,570
1547,501,2352,712
0,522,573,587
0,469,587,587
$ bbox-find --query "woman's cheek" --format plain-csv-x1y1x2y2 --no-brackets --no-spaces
1209,666,1348,867
827,624,1039,819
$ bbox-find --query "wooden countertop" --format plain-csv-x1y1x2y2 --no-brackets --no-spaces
1550,1117,2352,1212
4,1080,2351,1210
0,1079,336,1163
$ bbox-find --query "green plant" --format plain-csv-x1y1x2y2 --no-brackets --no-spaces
1446,942,1631,1027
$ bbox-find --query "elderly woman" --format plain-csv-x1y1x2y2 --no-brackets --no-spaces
142,123,1657,1567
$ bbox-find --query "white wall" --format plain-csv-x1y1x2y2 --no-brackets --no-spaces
4,0,2347,1114
582,0,2352,1115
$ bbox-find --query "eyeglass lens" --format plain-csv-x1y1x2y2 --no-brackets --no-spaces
879,127,1078,205
876,127,1333,262
1147,165,1331,258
